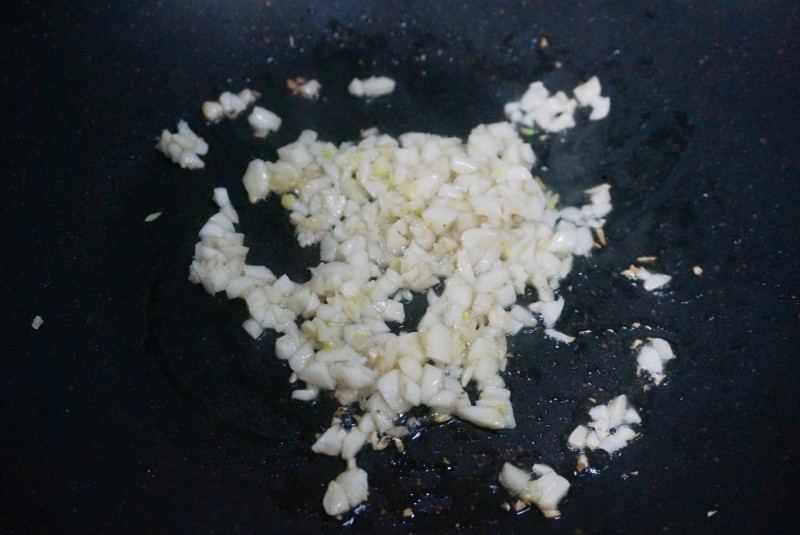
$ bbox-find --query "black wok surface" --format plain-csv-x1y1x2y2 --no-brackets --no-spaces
3,1,799,533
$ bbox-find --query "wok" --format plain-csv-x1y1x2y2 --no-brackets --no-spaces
3,1,799,533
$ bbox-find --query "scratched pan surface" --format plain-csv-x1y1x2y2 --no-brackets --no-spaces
3,1,799,533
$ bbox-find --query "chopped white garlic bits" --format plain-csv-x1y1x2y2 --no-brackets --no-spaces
499,463,570,518
242,159,270,203
568,395,641,455
544,328,576,344
322,465,369,517
504,82,576,132
155,120,208,169
504,77,611,133
297,79,321,99
31,315,44,330
248,106,282,138
529,298,565,328
572,76,611,120
621,264,672,291
311,413,373,461
348,76,396,98
191,123,611,517
287,77,322,99
187,187,252,298
636,337,676,385
202,88,259,121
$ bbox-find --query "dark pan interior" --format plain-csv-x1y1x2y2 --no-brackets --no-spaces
3,1,799,533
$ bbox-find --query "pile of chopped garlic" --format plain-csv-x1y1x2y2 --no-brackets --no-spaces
564,338,676,470
202,88,259,121
567,394,641,456
181,73,680,521
499,462,571,518
189,120,611,517
504,76,610,132
156,120,208,169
